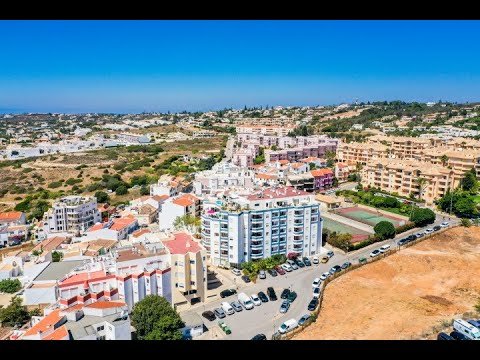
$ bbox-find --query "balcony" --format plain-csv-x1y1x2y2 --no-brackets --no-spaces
279,211,287,217
251,252,264,260
293,227,303,234
294,220,303,225
220,242,229,250
251,214,263,220
251,243,263,250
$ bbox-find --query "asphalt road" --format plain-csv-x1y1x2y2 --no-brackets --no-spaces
182,216,459,340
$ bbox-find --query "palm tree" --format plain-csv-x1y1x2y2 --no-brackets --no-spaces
416,177,428,200
440,154,449,167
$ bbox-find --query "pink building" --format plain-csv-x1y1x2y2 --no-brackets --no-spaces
310,168,334,191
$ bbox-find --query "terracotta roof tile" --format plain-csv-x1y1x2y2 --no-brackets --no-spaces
24,309,63,337
163,232,202,255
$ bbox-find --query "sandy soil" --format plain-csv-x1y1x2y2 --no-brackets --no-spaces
294,226,480,340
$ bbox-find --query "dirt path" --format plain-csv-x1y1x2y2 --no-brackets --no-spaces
294,226,480,340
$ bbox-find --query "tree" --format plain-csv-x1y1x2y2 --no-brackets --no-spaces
115,185,128,196
409,208,436,227
131,295,184,340
253,147,265,165
173,215,200,233
52,251,63,262
416,177,428,200
140,186,149,196
461,218,472,227
325,151,336,168
94,191,109,204
327,232,352,252
309,162,317,170
440,154,449,167
454,196,477,218
460,168,478,193
0,279,22,293
0,296,30,327
373,221,396,240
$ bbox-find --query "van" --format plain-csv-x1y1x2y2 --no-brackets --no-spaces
437,332,454,340
379,244,391,253
278,319,298,334
238,292,254,310
221,302,235,315
453,319,480,340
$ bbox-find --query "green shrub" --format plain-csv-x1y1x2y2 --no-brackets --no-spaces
0,279,22,293
373,221,396,240
48,181,62,189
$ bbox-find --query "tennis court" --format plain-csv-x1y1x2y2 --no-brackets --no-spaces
333,206,405,227
322,217,371,243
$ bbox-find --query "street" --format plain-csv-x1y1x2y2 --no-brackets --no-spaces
182,216,459,340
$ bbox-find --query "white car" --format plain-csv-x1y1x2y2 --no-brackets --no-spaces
312,287,321,299
320,272,330,281
231,268,241,276
424,228,434,235
369,249,381,257
312,278,321,289
312,256,319,265
379,244,391,253
440,222,449,228
281,263,292,272
250,294,261,306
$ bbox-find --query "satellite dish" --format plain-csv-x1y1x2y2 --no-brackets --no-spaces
12,261,17,267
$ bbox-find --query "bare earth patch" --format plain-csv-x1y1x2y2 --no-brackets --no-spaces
294,226,480,340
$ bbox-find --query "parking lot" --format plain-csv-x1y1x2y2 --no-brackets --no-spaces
182,217,458,340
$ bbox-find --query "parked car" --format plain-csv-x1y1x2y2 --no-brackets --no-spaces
370,249,381,258
220,289,237,298
416,233,424,238
312,287,321,299
303,257,312,266
250,294,262,306
287,291,297,303
433,225,441,231
202,310,216,321
218,321,231,335
230,301,243,312
280,300,291,313
295,259,305,268
407,234,417,241
379,244,391,253
321,256,330,263
231,268,242,276
329,265,341,274
268,269,278,277
278,318,298,334
312,256,319,265
280,289,291,299
397,238,408,246
358,257,367,264
312,278,321,289
467,319,480,329
290,262,299,270
308,298,318,311
450,331,469,340
251,333,267,340
440,222,449,228
320,272,330,281
258,291,269,303
437,332,454,340
214,308,226,319
327,250,334,258
275,265,286,275
221,302,235,315
298,314,311,326
258,270,266,279
341,261,352,269
281,263,293,272
241,275,251,283
267,287,277,301
424,228,434,235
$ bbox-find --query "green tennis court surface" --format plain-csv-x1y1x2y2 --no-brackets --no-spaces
322,217,370,243
334,207,404,227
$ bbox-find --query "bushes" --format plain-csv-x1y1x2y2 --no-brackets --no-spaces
409,208,436,227
0,279,22,293
65,178,82,186
48,181,62,189
115,185,128,196
326,232,353,251
94,191,110,204
241,254,287,280
395,222,416,234
461,218,472,227
374,221,396,240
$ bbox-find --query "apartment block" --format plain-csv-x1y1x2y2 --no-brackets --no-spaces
193,162,255,195
361,159,456,204
159,194,202,231
265,143,337,163
200,186,323,267
336,142,389,164
42,196,101,235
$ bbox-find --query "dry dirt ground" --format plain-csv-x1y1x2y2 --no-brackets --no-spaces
294,226,480,340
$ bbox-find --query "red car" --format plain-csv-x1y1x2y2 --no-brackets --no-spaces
275,265,286,275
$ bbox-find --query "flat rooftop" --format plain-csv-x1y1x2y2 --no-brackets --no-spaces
34,260,84,282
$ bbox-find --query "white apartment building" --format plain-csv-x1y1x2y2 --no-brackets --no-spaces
159,194,201,231
201,186,323,267
42,196,101,235
193,162,255,195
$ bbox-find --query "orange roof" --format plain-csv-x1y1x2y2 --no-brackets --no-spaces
24,309,63,337
163,232,202,255
110,216,137,231
43,324,69,341
32,236,67,253
256,173,277,180
87,223,104,232
336,162,348,168
132,228,151,238
278,160,289,165
0,211,24,222
290,162,305,169
59,270,107,287
85,301,126,309
152,195,169,202
172,194,198,207
311,168,334,177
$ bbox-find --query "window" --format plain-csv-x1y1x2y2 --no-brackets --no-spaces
189,260,195,264
97,325,105,331
190,281,196,286
97,335,106,340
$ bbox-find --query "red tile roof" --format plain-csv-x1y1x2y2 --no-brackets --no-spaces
0,211,23,222
163,232,202,255
311,168,334,177
59,270,108,287
85,301,126,309
172,194,198,207
87,223,104,232
131,229,151,238
32,236,67,253
23,309,63,337
110,216,137,231
256,173,277,180
152,195,169,202
43,324,69,340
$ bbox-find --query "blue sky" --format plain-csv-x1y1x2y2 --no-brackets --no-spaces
1,20,480,113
